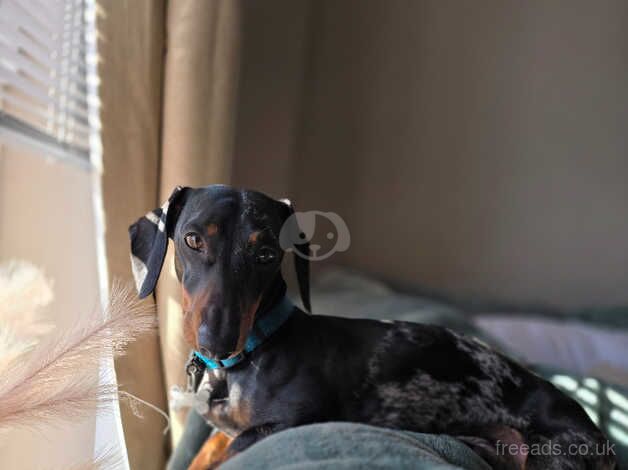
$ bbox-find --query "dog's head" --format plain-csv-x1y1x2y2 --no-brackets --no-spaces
129,185,310,360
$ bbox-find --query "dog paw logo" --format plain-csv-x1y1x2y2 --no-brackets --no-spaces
279,211,350,261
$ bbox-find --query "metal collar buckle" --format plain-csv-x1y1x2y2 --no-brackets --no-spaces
185,351,207,393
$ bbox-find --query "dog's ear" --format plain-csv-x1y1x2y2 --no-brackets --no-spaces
129,186,189,298
279,198,311,312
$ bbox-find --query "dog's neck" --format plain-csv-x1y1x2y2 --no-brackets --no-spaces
255,273,288,321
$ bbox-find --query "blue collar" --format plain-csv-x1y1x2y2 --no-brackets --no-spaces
193,296,296,370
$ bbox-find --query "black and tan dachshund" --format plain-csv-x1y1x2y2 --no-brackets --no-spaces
129,185,615,470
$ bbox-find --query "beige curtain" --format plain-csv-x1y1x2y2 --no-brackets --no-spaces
99,0,241,468
157,0,241,448
99,1,168,469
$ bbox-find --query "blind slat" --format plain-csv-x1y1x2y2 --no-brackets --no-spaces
8,0,56,38
0,0,91,154
0,46,52,88
0,65,90,122
0,90,90,134
0,21,89,79
1,100,90,150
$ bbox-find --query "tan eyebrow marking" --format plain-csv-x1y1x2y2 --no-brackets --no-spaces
248,231,260,244
206,224,218,236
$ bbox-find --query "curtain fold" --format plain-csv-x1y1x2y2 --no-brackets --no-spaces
100,0,241,466
99,1,168,469
158,0,241,449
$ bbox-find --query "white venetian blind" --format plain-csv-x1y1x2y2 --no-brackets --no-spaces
0,0,90,154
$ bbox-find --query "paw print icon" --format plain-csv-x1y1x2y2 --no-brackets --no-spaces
279,211,350,261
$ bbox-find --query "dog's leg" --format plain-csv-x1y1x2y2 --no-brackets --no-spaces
187,431,232,470
457,425,527,470
219,424,284,465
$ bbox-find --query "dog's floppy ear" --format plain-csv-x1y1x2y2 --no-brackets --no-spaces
129,186,189,298
279,198,311,312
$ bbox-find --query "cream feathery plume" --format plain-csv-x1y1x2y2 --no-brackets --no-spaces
0,278,156,432
0,261,53,372
0,260,54,322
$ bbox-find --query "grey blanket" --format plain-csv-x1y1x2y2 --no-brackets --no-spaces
222,422,491,470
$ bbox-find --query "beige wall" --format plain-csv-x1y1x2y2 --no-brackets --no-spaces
237,0,628,309
304,0,628,308
0,141,101,468
232,0,311,198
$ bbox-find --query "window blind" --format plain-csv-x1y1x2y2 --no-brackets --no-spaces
0,0,91,154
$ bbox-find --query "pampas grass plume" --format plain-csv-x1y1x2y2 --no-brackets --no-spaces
0,260,157,453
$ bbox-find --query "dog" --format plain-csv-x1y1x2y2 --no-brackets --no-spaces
129,185,615,469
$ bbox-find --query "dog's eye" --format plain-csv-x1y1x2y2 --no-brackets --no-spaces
256,247,277,264
184,233,205,251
